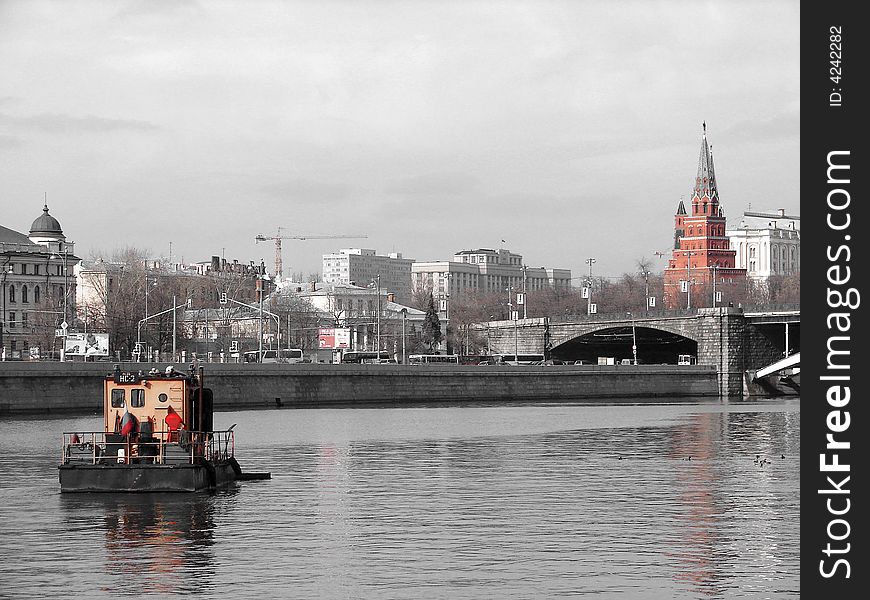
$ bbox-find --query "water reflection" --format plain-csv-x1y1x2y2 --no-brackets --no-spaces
60,490,235,595
665,410,800,598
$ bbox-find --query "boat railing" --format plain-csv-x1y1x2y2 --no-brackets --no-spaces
61,429,235,466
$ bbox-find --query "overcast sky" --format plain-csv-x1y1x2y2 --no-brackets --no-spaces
1,0,799,282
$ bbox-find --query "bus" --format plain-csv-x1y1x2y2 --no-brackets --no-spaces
677,354,697,365
408,354,460,365
492,353,545,365
243,349,305,364
340,351,392,364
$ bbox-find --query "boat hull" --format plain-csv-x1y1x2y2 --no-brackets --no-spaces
59,461,238,493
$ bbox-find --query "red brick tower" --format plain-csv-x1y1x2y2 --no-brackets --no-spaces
663,123,746,309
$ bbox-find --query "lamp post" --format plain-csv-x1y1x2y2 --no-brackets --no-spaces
522,264,528,319
509,302,518,362
640,266,651,316
172,294,177,360
51,245,72,363
441,272,450,354
376,274,381,356
585,257,596,315
257,276,264,359
62,246,69,357
711,264,719,308
627,311,637,365
140,273,156,356
684,251,696,310
487,315,494,356
400,307,407,364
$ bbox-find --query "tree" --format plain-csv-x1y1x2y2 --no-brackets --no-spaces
80,247,150,358
273,292,324,351
421,293,442,352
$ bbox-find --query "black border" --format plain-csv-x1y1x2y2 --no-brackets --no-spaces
802,4,867,595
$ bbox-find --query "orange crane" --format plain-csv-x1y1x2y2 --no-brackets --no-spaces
255,227,368,280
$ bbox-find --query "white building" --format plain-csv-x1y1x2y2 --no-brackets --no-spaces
285,282,425,353
727,209,800,279
411,248,572,301
322,248,413,303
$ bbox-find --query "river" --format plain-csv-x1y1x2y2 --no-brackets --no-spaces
0,397,799,599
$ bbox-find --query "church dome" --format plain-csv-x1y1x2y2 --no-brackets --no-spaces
29,205,64,237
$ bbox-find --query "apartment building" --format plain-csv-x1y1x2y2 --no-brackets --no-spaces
322,248,413,303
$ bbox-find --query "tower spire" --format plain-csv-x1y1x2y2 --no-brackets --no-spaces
694,122,717,200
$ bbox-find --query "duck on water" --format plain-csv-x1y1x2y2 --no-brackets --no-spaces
59,364,269,493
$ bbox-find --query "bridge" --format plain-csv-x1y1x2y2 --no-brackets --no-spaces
480,307,799,396
754,352,800,379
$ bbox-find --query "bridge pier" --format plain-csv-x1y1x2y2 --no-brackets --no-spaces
695,308,745,396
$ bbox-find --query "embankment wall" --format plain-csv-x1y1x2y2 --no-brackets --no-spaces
0,363,720,414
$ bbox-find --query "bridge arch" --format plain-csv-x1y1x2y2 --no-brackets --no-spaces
550,325,698,365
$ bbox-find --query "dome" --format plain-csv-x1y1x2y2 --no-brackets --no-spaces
29,205,64,237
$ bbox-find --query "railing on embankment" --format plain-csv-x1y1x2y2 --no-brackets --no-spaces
0,362,720,415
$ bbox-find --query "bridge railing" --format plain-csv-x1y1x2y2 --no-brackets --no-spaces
547,303,799,324
550,308,697,324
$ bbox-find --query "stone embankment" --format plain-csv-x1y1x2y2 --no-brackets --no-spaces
0,362,720,414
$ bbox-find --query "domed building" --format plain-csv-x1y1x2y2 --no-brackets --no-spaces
1,204,79,359
28,204,68,251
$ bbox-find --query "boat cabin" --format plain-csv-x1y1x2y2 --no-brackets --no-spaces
105,364,213,443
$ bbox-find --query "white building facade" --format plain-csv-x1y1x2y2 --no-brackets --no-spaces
727,209,800,279
411,248,572,300
322,248,413,304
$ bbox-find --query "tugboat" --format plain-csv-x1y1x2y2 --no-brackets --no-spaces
59,364,269,492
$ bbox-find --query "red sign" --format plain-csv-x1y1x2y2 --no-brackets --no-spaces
318,327,350,349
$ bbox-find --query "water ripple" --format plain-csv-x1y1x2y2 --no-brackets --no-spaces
0,400,799,598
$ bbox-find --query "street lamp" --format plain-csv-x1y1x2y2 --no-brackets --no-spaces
400,307,407,364
640,266,651,316
51,247,71,362
62,244,69,329
441,272,451,354
141,273,157,355
711,264,720,308
376,274,381,356
585,257,596,315
509,301,518,362
684,251,696,310
521,264,528,319
257,274,265,359
627,311,637,365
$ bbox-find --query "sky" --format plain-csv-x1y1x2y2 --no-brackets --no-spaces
0,0,800,282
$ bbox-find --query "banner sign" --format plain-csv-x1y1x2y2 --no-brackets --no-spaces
65,332,110,356
318,327,350,349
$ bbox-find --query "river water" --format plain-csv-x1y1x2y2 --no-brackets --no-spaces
0,398,799,599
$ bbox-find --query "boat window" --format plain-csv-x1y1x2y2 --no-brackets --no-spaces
158,393,168,403
111,389,125,408
131,389,145,408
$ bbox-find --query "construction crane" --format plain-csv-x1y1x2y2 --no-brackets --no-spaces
255,227,368,280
